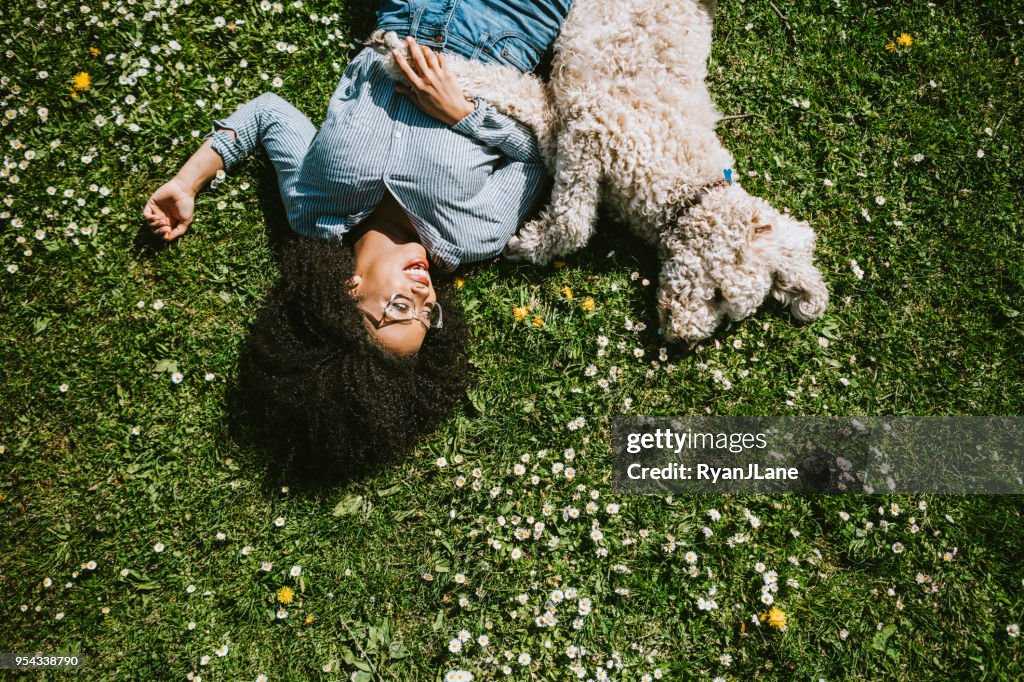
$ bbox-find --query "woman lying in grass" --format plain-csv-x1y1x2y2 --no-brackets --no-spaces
142,0,571,477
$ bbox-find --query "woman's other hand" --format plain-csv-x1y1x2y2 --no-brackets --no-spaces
143,177,195,241
393,36,476,127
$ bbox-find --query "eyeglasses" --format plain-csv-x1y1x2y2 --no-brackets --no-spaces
382,292,443,329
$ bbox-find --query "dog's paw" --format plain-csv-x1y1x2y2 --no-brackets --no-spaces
503,233,548,264
657,288,723,344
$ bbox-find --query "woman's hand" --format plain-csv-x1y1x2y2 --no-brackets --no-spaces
393,36,476,127
143,177,195,242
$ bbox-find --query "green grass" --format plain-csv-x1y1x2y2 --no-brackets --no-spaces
1,0,1023,680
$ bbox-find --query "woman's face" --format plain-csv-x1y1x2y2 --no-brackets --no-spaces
351,223,438,356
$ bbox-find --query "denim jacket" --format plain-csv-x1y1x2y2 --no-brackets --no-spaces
375,0,574,74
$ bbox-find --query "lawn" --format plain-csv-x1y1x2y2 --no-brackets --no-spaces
1,0,1022,680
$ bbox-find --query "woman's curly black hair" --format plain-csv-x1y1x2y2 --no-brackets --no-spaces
239,235,471,480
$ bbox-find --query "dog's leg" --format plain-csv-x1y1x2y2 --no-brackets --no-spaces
656,232,725,343
504,128,603,264
771,262,829,322
749,219,830,322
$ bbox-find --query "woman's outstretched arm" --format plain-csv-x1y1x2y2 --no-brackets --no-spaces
143,92,316,242
143,132,233,241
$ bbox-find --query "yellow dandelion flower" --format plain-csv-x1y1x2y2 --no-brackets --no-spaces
562,286,574,300
513,305,531,322
88,47,100,57
72,72,92,91
884,42,896,53
277,586,294,604
581,296,595,312
759,612,768,621
532,315,544,328
454,277,465,289
897,33,912,47
304,613,315,625
767,607,787,630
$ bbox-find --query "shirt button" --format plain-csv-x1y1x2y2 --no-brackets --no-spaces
394,131,402,139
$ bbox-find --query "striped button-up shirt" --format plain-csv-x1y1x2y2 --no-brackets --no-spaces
209,47,550,271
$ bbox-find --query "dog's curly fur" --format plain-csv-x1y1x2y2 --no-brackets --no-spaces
502,0,829,342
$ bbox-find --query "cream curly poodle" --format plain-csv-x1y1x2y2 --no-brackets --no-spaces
502,0,829,342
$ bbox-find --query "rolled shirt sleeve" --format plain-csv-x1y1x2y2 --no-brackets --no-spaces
206,129,246,172
450,97,543,165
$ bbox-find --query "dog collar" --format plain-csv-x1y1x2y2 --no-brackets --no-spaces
666,177,731,225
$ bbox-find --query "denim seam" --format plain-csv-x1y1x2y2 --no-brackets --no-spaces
488,30,546,56
409,3,424,35
373,23,536,72
438,31,529,73
439,0,457,36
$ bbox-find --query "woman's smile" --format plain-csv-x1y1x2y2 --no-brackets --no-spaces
403,257,431,286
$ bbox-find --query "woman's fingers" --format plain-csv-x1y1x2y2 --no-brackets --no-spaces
143,199,161,222
149,215,170,234
422,43,441,73
164,218,191,241
143,200,167,229
143,180,194,241
406,36,434,81
392,49,425,89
